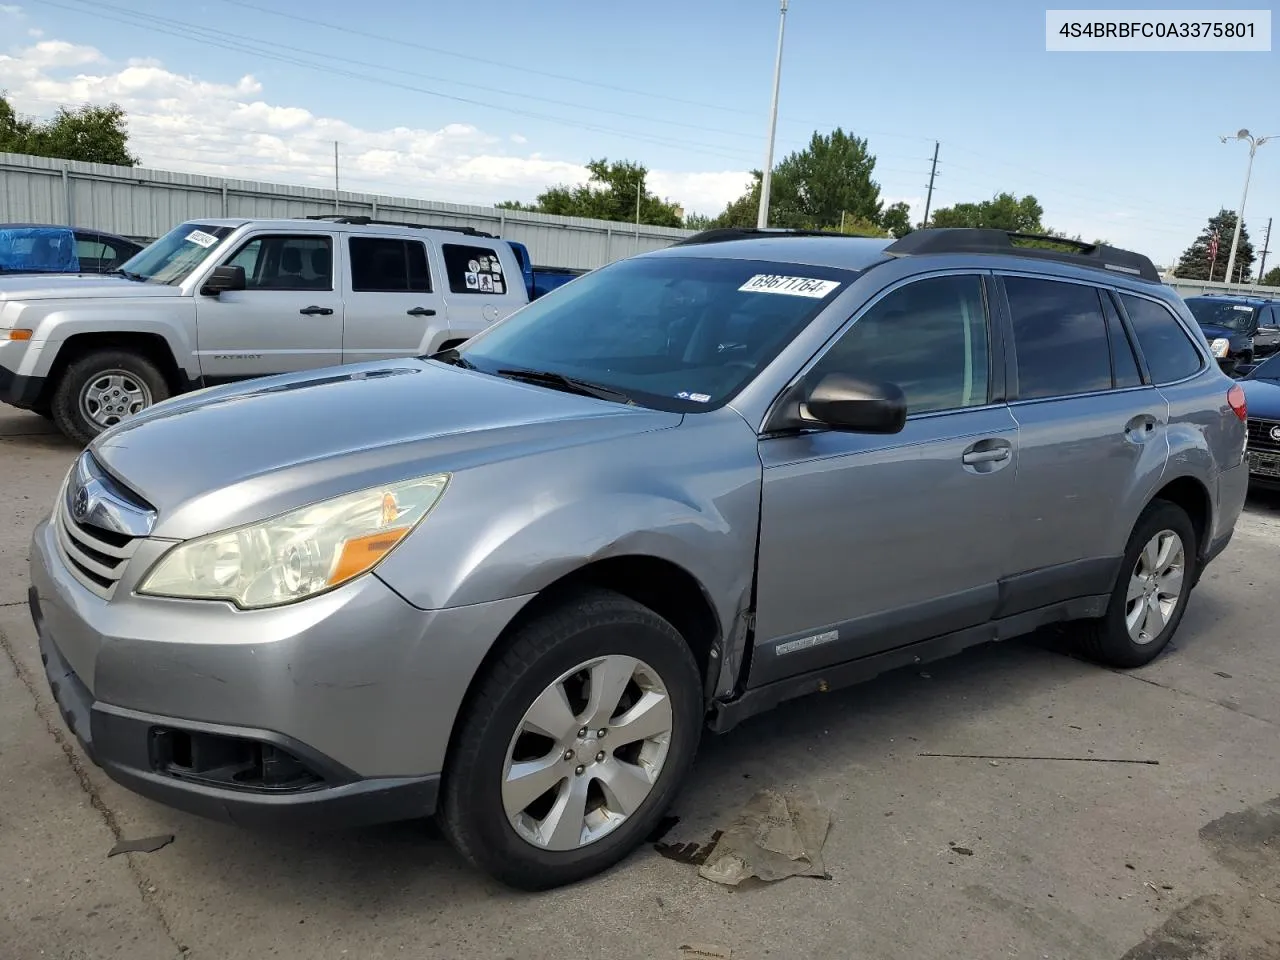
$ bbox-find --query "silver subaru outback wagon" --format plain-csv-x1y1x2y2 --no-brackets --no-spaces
29,227,1248,889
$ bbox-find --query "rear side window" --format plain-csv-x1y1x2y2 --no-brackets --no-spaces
1120,294,1204,384
1100,292,1143,388
442,243,507,295
348,237,431,292
1005,277,1111,400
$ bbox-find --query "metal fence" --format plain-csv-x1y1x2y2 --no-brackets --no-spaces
0,151,695,269
1164,277,1280,299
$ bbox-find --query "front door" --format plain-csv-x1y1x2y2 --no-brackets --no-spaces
341,234,449,362
751,272,1018,687
195,231,343,382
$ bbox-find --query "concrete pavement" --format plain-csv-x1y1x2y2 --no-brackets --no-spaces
3,403,1280,960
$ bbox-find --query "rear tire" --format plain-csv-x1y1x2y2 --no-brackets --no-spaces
51,349,169,447
439,588,703,890
1074,500,1198,668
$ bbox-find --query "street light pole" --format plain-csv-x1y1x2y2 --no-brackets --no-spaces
757,0,789,229
1220,129,1274,285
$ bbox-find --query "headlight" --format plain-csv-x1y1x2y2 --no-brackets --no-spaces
1210,338,1231,358
138,474,449,608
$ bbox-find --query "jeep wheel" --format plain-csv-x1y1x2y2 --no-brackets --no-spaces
439,589,702,890
51,350,169,446
1074,500,1198,668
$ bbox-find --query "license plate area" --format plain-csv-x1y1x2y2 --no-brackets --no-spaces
1248,451,1280,478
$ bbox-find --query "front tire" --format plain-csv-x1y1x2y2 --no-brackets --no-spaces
1074,500,1198,668
439,589,703,890
51,350,169,446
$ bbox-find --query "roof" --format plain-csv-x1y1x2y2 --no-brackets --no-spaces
644,234,894,272
181,216,502,240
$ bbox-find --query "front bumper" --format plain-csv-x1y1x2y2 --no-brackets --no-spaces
0,357,44,408
29,517,530,828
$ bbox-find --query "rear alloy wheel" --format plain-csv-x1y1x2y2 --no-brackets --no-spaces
1075,500,1198,668
440,589,702,890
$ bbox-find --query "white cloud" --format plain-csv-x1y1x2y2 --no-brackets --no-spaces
27,27,41,38
0,37,748,215
0,5,24,15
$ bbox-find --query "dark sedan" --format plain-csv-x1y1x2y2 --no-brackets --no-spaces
1184,294,1280,375
0,224,144,276
1241,354,1280,489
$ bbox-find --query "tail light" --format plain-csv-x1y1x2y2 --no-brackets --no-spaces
1227,383,1247,421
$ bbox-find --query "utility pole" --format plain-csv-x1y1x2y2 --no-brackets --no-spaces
333,141,340,213
1258,217,1273,284
757,0,789,229
634,175,643,252
922,141,940,228
1220,130,1274,287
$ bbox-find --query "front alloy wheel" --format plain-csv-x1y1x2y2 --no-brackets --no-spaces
439,589,702,890
503,655,673,851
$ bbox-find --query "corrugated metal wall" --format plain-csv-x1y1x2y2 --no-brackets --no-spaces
0,152,696,269
1164,277,1280,299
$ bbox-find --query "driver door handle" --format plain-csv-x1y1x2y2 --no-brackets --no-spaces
299,305,333,316
407,307,437,317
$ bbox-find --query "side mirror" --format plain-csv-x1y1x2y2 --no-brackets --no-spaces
200,264,246,296
804,372,907,433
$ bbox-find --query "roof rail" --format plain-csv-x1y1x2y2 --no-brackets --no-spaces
884,228,1161,283
672,226,877,246
303,215,497,239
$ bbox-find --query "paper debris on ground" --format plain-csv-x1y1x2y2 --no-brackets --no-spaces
697,789,832,886
107,834,174,857
677,944,732,959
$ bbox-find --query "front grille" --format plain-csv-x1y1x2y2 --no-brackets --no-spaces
1247,418,1280,454
53,497,140,599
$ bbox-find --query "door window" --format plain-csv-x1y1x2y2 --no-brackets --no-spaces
349,237,431,292
224,235,333,291
1119,294,1205,384
809,274,991,415
442,243,506,295
75,237,109,261
1100,291,1143,388
1005,277,1112,400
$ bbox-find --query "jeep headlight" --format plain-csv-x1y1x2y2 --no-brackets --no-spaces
1210,338,1231,358
139,474,449,609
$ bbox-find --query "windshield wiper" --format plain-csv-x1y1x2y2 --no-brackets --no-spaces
107,269,146,282
427,347,476,369
494,367,634,404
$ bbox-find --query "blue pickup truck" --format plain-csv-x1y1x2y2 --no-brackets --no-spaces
504,241,588,300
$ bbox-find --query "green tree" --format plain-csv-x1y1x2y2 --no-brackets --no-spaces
0,93,137,165
928,192,1045,232
1173,210,1254,283
1261,266,1280,287
712,128,896,234
879,201,912,238
498,158,683,227
683,211,715,230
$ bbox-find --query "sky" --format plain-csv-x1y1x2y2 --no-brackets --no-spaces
0,0,1277,267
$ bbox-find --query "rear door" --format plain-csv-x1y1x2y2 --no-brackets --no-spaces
998,274,1168,611
438,240,527,344
341,234,447,363
1256,304,1280,355
194,231,343,382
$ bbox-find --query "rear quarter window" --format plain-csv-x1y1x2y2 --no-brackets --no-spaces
442,243,508,295
1120,294,1205,384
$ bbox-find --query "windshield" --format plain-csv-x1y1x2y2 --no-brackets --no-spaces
116,223,236,284
1186,298,1258,333
452,255,855,411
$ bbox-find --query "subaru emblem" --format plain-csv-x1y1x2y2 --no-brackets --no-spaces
1271,425,1280,443
72,486,89,520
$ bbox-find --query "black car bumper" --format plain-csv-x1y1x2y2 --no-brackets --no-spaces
0,365,44,408
31,587,439,829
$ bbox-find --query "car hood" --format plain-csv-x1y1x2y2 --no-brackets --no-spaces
1197,323,1246,341
0,275,181,301
90,359,682,539
1242,376,1280,420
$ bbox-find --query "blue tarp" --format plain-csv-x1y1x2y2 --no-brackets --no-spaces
0,227,80,273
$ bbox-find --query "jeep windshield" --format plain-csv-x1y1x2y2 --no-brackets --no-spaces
1186,298,1258,333
114,223,235,285
449,255,854,412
